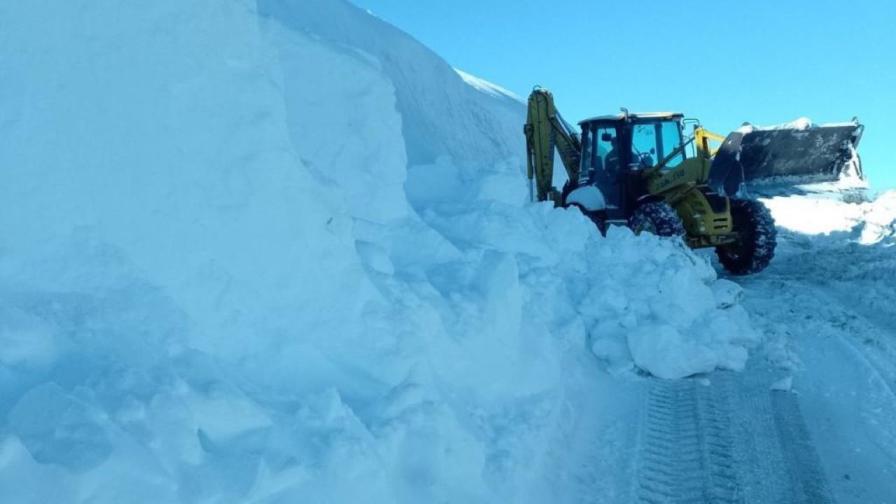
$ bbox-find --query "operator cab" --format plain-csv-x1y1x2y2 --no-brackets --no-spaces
577,112,686,220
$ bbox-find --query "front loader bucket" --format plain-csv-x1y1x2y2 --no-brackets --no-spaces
709,120,864,195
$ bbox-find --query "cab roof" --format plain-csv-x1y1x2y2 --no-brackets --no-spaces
579,111,684,124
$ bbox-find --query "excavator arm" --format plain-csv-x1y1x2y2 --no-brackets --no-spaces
524,88,581,204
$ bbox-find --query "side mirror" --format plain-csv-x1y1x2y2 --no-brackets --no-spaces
601,133,613,142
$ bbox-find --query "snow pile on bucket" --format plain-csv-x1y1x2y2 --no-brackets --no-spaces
0,0,756,502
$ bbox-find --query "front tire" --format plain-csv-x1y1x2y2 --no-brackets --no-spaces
628,201,686,238
716,199,776,275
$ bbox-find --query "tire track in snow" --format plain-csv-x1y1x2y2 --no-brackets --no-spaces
635,377,740,504
634,372,834,504
770,392,836,504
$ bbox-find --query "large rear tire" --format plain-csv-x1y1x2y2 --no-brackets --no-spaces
628,201,686,238
716,199,776,275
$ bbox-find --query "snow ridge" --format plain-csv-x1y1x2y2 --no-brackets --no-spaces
455,68,523,102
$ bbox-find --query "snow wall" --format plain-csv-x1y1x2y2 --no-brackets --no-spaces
0,0,763,501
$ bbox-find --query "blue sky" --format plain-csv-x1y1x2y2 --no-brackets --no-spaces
356,0,896,190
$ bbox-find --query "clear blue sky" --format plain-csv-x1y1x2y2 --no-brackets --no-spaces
355,0,896,190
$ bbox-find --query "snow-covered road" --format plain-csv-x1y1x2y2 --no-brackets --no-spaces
553,362,838,504
736,225,896,504
549,198,896,504
633,368,836,504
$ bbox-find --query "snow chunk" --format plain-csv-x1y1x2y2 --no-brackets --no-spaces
0,306,60,368
8,383,113,471
628,325,719,379
712,279,744,309
770,376,794,391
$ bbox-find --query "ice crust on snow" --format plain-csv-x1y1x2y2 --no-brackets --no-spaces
1,0,765,501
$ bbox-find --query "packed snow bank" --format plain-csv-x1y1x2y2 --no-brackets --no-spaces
404,166,758,381
0,0,759,502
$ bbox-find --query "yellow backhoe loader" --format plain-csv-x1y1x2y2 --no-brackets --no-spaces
524,87,864,275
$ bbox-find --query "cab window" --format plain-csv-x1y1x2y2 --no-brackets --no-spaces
631,123,658,167
586,126,620,175
659,120,685,169
631,120,686,170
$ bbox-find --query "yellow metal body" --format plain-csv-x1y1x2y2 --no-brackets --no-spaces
645,127,736,248
524,89,581,204
524,88,739,249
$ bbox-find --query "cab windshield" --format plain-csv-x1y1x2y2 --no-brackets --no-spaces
631,120,686,169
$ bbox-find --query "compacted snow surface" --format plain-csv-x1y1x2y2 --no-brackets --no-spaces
1,1,895,503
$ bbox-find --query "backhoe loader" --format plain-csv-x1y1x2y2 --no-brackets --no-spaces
524,87,864,275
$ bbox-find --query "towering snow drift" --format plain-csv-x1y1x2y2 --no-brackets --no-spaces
0,1,759,502
258,0,523,168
